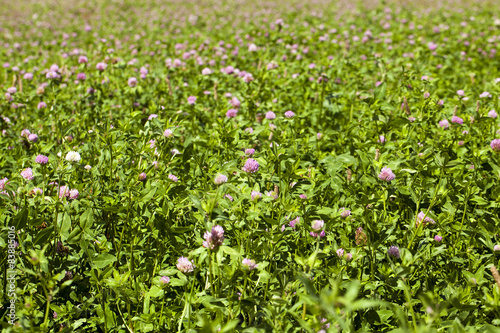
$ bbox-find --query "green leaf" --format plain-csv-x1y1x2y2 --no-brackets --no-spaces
93,253,117,269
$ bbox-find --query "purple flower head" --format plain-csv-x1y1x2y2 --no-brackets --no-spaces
168,174,178,182
284,111,295,118
388,246,400,259
160,276,170,285
451,116,463,125
128,77,138,87
494,245,500,252
148,114,158,120
251,190,262,201
434,235,443,242
310,230,326,238
21,168,34,180
378,167,396,182
457,90,465,96
187,96,197,105
377,135,386,143
489,110,498,118
78,56,88,63
289,216,300,228
0,178,8,190
299,194,307,200
336,248,344,258
28,134,38,142
245,148,255,156
439,119,449,129
7,87,16,94
96,62,107,71
242,158,259,173
230,97,241,108
176,257,195,273
416,211,435,227
480,91,492,98
36,155,49,164
21,129,31,137
38,101,47,109
164,129,173,138
491,139,500,151
317,133,323,139
214,174,228,185
24,73,33,80
32,188,43,196
423,92,430,99
203,225,225,250
265,111,276,120
311,219,324,231
226,109,238,118
224,194,233,201
138,172,147,182
69,189,79,200
59,186,70,199
242,258,258,271
76,73,86,80
339,207,351,218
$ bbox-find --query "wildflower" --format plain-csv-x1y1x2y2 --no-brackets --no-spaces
242,258,258,271
32,188,43,195
284,111,295,118
378,167,396,182
299,194,307,200
438,100,444,106
480,91,492,98
7,87,16,94
336,248,344,258
265,111,276,120
84,165,92,170
491,139,500,151
201,68,212,75
160,276,170,285
0,178,8,190
21,168,34,180
317,133,322,139
339,208,351,218
171,149,180,155
311,220,324,231
138,173,147,182
187,96,197,105
251,190,262,201
36,155,49,164
416,211,435,227
177,257,195,273
424,92,430,99
21,129,31,137
434,235,443,242
451,116,463,124
438,119,449,129
203,225,224,250
24,73,33,80
230,97,241,108
59,186,70,199
310,230,326,238
266,188,278,200
355,227,368,246
76,73,86,80
78,56,88,63
28,134,38,142
242,158,259,173
245,127,254,134
248,43,258,52
224,194,233,201
377,135,386,143
38,102,47,109
457,90,465,96
494,245,500,252
214,174,228,185
96,62,107,71
226,109,238,118
168,174,178,182
128,77,138,87
243,73,254,83
65,151,81,162
164,129,173,138
388,246,400,259
408,117,416,122
289,216,300,228
69,189,79,200
245,148,255,156
489,110,498,118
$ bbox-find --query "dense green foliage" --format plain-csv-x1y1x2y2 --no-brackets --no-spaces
2,1,500,332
